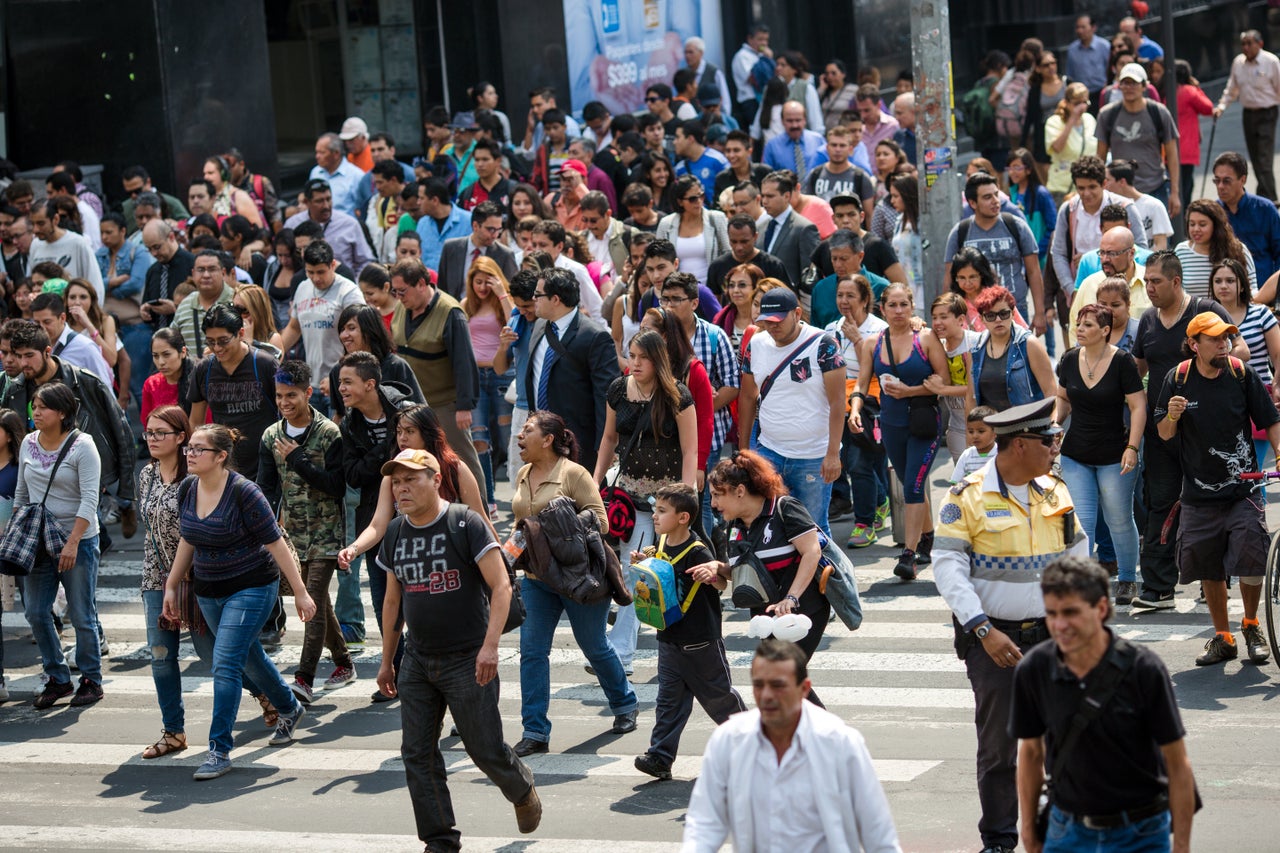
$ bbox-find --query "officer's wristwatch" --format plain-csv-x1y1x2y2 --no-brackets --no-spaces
974,622,992,640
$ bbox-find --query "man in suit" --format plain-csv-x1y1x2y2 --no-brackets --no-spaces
757,170,820,294
525,267,619,473
436,201,518,300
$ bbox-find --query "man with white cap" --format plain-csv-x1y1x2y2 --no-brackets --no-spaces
932,397,1089,853
339,116,373,172
1154,311,1280,667
1095,62,1182,217
375,447,542,850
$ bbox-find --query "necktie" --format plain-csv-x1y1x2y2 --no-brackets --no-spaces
764,218,779,252
472,246,481,266
793,139,806,177
159,264,170,300
536,324,560,411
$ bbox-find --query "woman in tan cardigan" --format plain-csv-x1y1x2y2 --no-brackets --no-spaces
510,411,639,758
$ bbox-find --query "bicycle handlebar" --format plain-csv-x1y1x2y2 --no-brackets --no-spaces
1238,472,1280,481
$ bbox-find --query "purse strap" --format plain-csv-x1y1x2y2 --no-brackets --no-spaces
757,331,823,410
1047,638,1138,795
39,429,81,508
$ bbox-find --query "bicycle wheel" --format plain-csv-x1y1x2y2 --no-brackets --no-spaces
1264,528,1280,665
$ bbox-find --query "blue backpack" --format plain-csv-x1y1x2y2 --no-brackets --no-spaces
632,535,704,630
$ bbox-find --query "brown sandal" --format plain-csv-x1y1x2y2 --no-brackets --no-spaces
257,694,279,728
141,730,187,759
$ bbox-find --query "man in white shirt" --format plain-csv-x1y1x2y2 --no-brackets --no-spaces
731,25,772,130
28,201,105,301
278,239,365,414
527,220,602,320
682,639,902,853
46,172,101,250
1105,159,1173,250
1215,29,1280,202
30,291,113,382
309,133,366,217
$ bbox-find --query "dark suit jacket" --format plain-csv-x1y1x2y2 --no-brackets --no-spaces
757,211,820,288
523,311,620,473
437,237,518,300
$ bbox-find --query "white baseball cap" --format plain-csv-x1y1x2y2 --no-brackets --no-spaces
1118,63,1148,84
339,116,369,140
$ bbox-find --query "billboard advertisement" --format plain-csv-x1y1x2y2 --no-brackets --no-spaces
563,0,724,115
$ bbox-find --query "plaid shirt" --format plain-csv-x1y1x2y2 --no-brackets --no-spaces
691,317,740,452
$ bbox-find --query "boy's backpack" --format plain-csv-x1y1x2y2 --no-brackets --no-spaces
995,72,1031,139
631,534,703,630
960,79,997,145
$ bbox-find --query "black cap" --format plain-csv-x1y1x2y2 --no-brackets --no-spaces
984,398,1063,436
756,287,799,322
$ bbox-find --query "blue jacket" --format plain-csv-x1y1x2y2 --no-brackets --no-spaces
972,325,1044,408
1222,194,1280,289
95,241,152,300
415,204,471,270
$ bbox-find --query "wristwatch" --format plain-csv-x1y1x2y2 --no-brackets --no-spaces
974,622,992,640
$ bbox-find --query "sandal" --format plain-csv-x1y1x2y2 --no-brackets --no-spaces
141,730,187,759
257,694,279,728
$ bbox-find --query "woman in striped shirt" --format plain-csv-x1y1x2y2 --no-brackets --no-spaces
1174,200,1256,299
1210,258,1280,469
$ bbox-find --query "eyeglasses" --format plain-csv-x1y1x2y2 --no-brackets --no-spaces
183,446,216,457
1211,176,1236,185
1098,249,1132,258
659,296,690,305
142,430,178,440
390,286,412,297
204,335,235,349
1038,60,1057,68
644,96,661,103
982,309,1013,321
532,291,549,299
193,265,221,277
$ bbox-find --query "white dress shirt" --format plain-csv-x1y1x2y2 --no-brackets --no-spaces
553,255,603,319
529,308,578,408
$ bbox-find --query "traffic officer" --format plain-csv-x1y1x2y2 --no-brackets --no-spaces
933,397,1090,853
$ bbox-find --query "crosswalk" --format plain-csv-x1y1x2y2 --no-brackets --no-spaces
0,520,1269,850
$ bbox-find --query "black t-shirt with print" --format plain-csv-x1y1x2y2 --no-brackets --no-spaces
376,503,501,654
1058,348,1144,465
1154,359,1280,504
655,538,720,644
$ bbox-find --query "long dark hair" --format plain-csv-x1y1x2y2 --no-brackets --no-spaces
890,174,919,231
1186,199,1250,270
509,182,552,222
396,404,463,502
145,404,191,479
627,328,682,439
337,303,392,363
1007,147,1045,198
948,246,1000,295
646,307,696,381
0,407,27,462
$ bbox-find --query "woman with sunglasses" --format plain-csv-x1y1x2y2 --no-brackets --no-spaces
1052,303,1145,604
969,285,1055,414
232,284,283,360
164,423,314,779
655,175,729,291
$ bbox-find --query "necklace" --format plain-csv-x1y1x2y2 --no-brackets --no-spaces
1081,346,1106,380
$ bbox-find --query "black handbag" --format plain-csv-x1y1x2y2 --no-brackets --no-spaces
848,393,883,452
883,330,940,439
600,412,647,541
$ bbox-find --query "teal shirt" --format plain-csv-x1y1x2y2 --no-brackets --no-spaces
809,267,890,330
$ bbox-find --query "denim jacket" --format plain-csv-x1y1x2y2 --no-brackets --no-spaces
972,324,1043,407
96,241,152,300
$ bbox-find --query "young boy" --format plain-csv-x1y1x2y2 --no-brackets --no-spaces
951,406,998,483
633,483,746,781
258,360,353,704
928,293,980,464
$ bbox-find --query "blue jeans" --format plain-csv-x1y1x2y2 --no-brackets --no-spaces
1045,805,1171,852
1059,455,1140,582
753,443,831,536
836,436,888,526
120,322,154,408
142,589,217,733
23,535,101,685
519,575,637,743
701,445,725,537
197,582,300,756
473,365,515,506
333,486,364,637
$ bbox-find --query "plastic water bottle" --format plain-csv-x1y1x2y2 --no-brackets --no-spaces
502,529,526,561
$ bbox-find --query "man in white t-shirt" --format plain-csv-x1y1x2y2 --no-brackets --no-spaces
737,287,845,535
28,201,105,302
278,238,365,414
1105,159,1173,250
46,172,102,250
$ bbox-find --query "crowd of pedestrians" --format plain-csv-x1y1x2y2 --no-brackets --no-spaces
0,9,1276,852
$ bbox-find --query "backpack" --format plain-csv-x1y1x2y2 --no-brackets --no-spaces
1173,356,1245,391
1099,100,1169,146
956,212,1021,249
960,79,997,145
995,72,1031,140
631,534,704,630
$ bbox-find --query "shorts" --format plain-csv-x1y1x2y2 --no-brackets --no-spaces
1176,497,1269,583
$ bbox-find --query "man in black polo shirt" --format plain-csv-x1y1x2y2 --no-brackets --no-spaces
704,214,788,301
1012,556,1195,853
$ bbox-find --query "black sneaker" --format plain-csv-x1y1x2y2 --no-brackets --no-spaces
634,752,673,780
33,679,73,709
1130,590,1176,612
611,710,638,734
893,550,918,581
1242,623,1270,664
370,688,396,703
69,677,103,707
914,532,934,565
828,496,855,522
513,738,548,757
1113,581,1138,606
260,628,286,650
1195,634,1239,666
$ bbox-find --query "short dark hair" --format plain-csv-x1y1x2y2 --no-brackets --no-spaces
121,165,150,183
358,263,390,289
275,359,312,389
293,220,324,240
371,159,404,182
661,271,699,300
655,482,699,518
302,240,335,267
30,292,65,316
855,82,880,103
369,131,395,147
678,120,706,145
763,170,796,195
644,238,678,263
303,178,331,199
531,219,566,246
582,101,609,122
963,171,999,204
968,405,996,423
673,67,698,93
1106,158,1137,186
1099,203,1130,226
8,320,49,352
471,138,502,160
1213,150,1249,179
396,230,421,247
339,350,381,384
725,129,752,148
201,304,244,334
419,177,452,206
580,191,611,215
622,184,653,208
539,267,580,307
423,105,451,126
1145,248,1182,282
1041,554,1111,612
646,83,673,102
509,269,539,301
616,131,645,153
753,638,808,683
541,108,566,127
58,161,83,181
727,214,758,234
390,258,432,287
46,172,76,195
470,200,504,225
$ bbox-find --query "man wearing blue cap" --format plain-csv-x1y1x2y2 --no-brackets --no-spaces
737,286,845,535
933,397,1089,853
